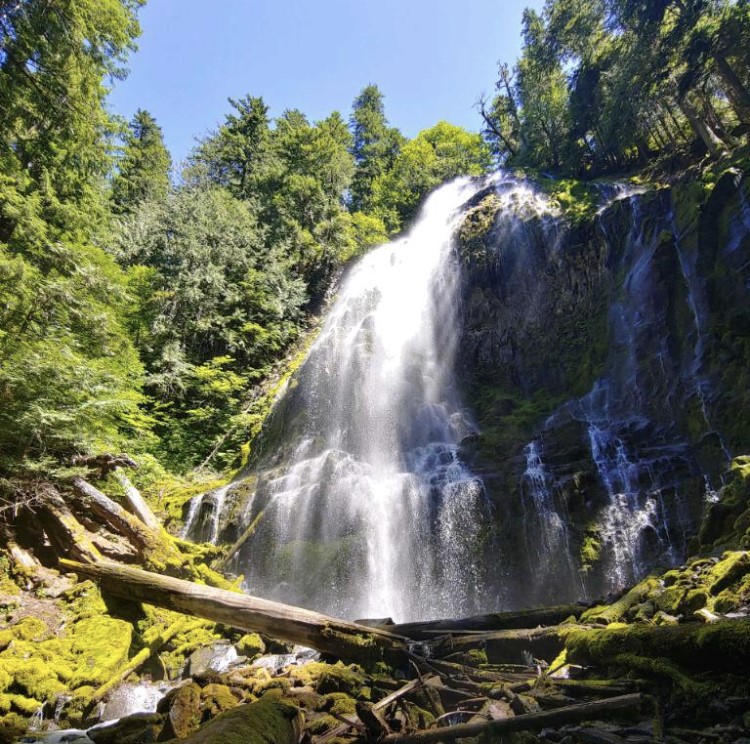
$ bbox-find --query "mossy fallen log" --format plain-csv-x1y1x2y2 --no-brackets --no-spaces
38,485,103,563
58,559,411,665
581,578,661,626
385,604,584,639
565,619,750,674
112,470,162,531
69,477,161,553
432,624,577,664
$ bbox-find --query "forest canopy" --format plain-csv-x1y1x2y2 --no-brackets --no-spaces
1,0,748,497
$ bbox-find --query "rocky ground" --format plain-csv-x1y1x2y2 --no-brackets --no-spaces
1,459,749,743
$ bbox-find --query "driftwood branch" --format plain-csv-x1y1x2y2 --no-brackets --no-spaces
381,694,646,743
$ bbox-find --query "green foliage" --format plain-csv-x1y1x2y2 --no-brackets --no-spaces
349,84,405,214
370,121,492,230
115,186,307,469
0,0,148,486
481,0,750,175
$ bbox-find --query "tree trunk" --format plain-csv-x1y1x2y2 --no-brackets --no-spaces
677,95,728,157
714,53,750,124
58,558,411,665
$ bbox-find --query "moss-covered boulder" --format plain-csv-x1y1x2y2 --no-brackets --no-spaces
89,712,164,744
236,633,265,660
178,694,303,744
158,681,202,740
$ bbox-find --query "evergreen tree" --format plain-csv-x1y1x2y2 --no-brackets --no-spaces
349,85,404,213
0,0,148,485
111,109,172,214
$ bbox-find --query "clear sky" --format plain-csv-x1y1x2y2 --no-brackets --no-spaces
108,0,543,166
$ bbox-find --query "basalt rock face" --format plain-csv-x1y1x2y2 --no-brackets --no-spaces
456,170,750,608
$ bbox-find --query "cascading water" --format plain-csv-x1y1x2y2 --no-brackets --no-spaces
231,178,494,621
188,169,748,616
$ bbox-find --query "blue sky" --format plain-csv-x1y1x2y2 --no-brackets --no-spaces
108,0,543,166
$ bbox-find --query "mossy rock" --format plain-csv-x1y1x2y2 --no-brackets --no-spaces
178,693,303,744
707,551,749,595
200,683,240,718
158,681,202,740
322,692,357,717
0,712,26,744
288,661,365,696
68,616,133,688
236,633,265,660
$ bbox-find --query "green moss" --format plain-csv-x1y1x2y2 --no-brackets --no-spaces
10,616,48,642
177,694,304,744
201,683,240,717
236,633,265,660
580,526,603,571
458,193,502,263
707,551,749,595
308,713,340,735
5,693,41,715
536,178,600,224
566,619,750,675
68,616,133,687
0,711,27,744
322,692,357,717
288,662,365,696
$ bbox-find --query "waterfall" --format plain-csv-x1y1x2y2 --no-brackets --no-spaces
182,171,744,615
233,177,494,621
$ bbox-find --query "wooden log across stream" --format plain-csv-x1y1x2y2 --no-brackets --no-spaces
58,558,412,665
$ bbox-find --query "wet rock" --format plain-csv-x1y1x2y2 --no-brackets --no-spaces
187,642,238,676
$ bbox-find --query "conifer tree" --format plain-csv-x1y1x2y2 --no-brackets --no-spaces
112,109,172,214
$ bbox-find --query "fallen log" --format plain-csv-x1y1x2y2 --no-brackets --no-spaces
58,558,411,665
432,624,577,664
38,486,103,563
70,476,158,552
385,604,585,639
581,579,659,626
113,470,162,531
381,693,646,743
